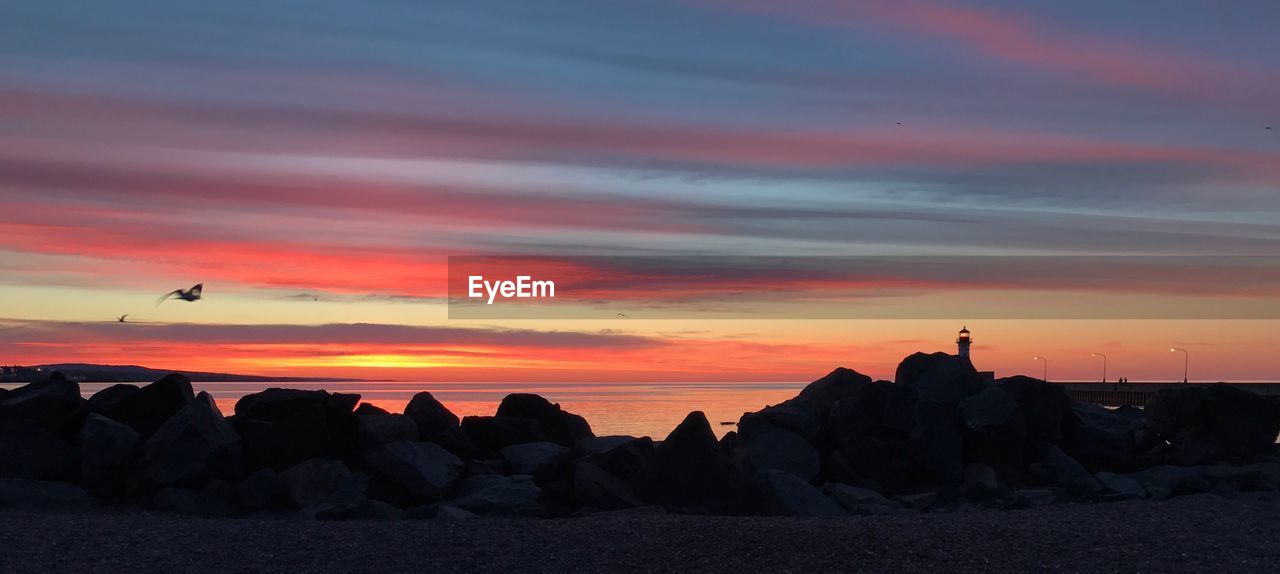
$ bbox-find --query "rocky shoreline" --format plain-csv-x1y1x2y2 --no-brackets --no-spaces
2,352,1279,519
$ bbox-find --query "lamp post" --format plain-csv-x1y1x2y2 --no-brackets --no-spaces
1033,356,1048,383
1091,353,1107,386
1170,348,1188,384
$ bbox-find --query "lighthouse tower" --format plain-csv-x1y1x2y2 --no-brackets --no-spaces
956,326,972,358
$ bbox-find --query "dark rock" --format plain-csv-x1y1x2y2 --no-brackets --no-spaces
404,392,459,437
573,461,644,510
895,352,986,404
1030,443,1100,495
1095,471,1145,499
891,491,938,510
898,401,965,484
495,394,594,446
461,415,545,454
827,381,918,486
79,413,141,497
300,498,406,520
91,374,194,438
434,505,475,521
961,463,1000,499
997,376,1071,444
633,411,748,514
580,436,656,482
959,387,1018,430
85,384,139,415
733,421,819,481
354,403,389,417
0,479,96,511
280,458,369,509
0,375,81,431
797,367,873,418
466,459,504,476
756,470,847,517
367,441,464,501
357,414,419,453
423,426,475,459
574,435,638,457
153,482,233,516
824,484,897,515
1064,402,1142,471
718,430,738,456
1146,384,1280,463
739,399,821,442
500,441,570,477
959,386,1026,467
236,468,282,510
135,392,242,485
1129,465,1211,500
1013,489,1057,507
233,388,359,470
450,474,544,516
0,421,78,480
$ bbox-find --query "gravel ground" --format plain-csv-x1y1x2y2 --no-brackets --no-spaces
3,494,1280,573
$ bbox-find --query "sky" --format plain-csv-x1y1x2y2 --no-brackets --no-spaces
2,0,1279,382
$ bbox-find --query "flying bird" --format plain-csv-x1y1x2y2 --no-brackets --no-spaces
617,313,626,317
158,283,203,305
117,314,128,323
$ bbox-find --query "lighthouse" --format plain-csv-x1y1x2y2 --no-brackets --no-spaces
956,326,972,358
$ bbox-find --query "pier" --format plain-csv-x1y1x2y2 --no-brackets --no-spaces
1057,382,1280,408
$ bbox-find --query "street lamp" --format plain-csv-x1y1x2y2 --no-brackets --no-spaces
1170,348,1188,384
1091,353,1107,385
1033,356,1048,382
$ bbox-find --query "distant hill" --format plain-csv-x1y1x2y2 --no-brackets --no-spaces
1,363,369,384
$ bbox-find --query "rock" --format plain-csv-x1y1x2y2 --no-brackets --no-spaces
461,416,545,454
892,492,938,510
580,437,656,482
450,474,544,516
574,435,638,457
1201,465,1268,491
997,376,1071,445
1064,402,1141,471
236,468,282,510
279,458,368,509
357,414,419,453
0,479,96,511
1095,471,1146,500
633,411,749,514
1030,443,1100,495
961,463,1000,499
824,484,896,514
895,352,986,404
573,461,644,510
495,394,593,446
899,401,965,484
1146,384,1280,463
718,431,738,456
797,367,873,418
79,413,141,497
300,498,406,521
0,421,78,480
0,375,81,430
85,384,139,415
959,386,1027,467
959,387,1018,430
136,392,242,485
404,392,459,437
1129,465,1210,500
90,374,194,438
733,421,819,481
756,470,846,517
739,399,821,442
434,505,475,521
233,388,359,470
1013,489,1057,507
153,483,233,517
500,441,570,477
367,441,463,502
354,403,390,417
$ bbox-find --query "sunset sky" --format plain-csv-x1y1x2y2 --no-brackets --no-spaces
2,0,1279,382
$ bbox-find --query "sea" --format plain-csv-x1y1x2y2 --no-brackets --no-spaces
71,380,810,439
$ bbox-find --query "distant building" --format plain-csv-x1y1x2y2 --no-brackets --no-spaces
956,326,971,358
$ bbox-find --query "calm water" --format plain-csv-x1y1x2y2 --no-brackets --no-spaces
70,381,809,439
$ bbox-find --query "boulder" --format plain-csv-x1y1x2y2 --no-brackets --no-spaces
280,458,369,509
960,463,1000,500
404,392,459,437
1063,402,1142,471
461,415,545,454
85,384,139,416
299,498,406,521
733,421,819,481
1128,465,1211,500
959,386,1026,466
756,470,847,517
573,461,644,510
898,401,965,484
450,474,544,516
895,352,986,404
1145,384,1280,463
233,388,359,470
357,414,419,453
0,374,81,431
90,374,194,438
580,437,656,482
367,441,463,502
739,399,821,442
574,435,638,457
959,387,1018,430
1095,471,1145,500
891,492,938,510
354,403,390,417
1029,443,1100,495
135,392,242,485
153,482,233,517
434,505,475,521
997,376,1071,445
237,468,282,510
633,411,749,514
828,382,918,486
0,421,78,480
1013,489,1057,507
79,413,141,497
495,394,593,446
0,479,96,511
500,441,570,477
824,484,897,515
797,367,873,418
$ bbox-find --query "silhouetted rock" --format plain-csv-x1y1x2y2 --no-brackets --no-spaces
91,374,194,438
233,388,359,470
1013,489,1057,507
895,352,986,404
280,458,368,509
574,435,637,457
739,399,821,442
450,474,544,516
961,463,1000,499
78,413,141,497
796,367,873,418
756,470,846,516
357,414,419,453
1145,384,1280,464
404,392,459,437
634,411,748,514
959,386,1026,467
823,484,897,515
0,478,96,511
997,376,1071,445
461,415,545,454
0,421,78,480
354,403,389,417
500,442,570,477
573,461,644,510
367,441,463,502
1064,403,1142,471
1095,471,1145,499
236,468,282,510
495,394,593,446
899,401,965,484
136,392,242,486
734,421,819,481
153,482,233,516
828,381,918,486
959,387,1018,430
0,374,81,432
580,436,656,482
1129,465,1210,500
1030,443,1100,495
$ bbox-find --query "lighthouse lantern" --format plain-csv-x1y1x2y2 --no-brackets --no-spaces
956,326,972,358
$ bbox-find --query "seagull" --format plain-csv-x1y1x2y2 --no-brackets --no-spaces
896,121,902,125
617,313,626,317
158,283,203,305
117,314,128,323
